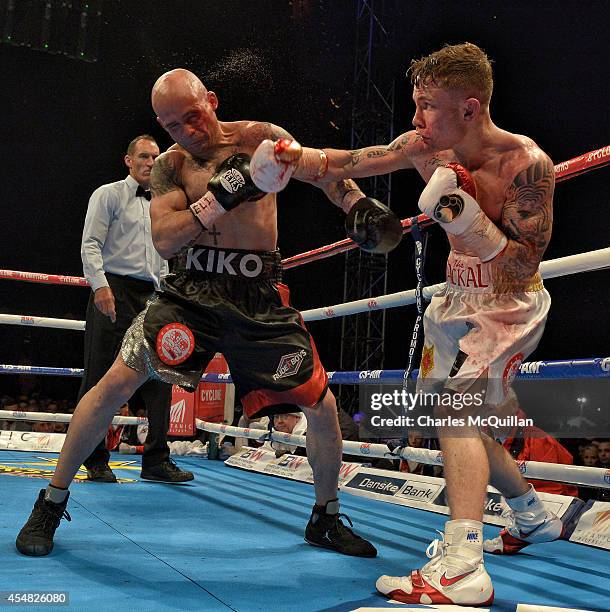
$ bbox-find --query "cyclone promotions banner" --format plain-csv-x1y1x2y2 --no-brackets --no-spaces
196,353,234,424
168,385,196,437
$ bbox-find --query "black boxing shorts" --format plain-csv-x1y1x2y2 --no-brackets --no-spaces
121,245,328,418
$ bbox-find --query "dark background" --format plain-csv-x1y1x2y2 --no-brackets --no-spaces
1,1,609,405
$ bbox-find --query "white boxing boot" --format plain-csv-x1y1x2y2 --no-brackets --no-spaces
484,484,563,554
376,519,494,606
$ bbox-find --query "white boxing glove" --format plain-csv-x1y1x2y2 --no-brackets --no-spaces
418,164,508,262
250,138,302,193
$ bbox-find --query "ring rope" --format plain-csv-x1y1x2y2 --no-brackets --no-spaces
196,420,610,489
0,145,608,284
2,247,608,331
0,408,606,489
1,356,608,381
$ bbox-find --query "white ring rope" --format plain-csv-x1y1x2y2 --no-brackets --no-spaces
0,409,606,489
302,246,610,322
1,247,608,330
0,315,85,331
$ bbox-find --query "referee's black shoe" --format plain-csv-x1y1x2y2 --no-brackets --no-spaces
140,458,194,483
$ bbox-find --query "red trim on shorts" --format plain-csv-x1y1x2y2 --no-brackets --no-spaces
242,283,328,418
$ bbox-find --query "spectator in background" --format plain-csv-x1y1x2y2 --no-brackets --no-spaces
263,411,308,457
597,440,610,469
492,390,578,497
399,429,443,477
581,445,600,468
577,445,601,502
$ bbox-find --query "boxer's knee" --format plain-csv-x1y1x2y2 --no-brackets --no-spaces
301,389,339,434
95,356,147,408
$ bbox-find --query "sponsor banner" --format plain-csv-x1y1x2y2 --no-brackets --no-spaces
225,447,362,486
340,467,577,527
569,500,610,550
196,353,233,424
168,386,195,436
0,430,65,452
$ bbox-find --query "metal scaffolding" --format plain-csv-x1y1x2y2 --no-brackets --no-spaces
339,0,397,413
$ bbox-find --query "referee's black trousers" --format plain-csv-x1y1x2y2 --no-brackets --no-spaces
78,273,171,469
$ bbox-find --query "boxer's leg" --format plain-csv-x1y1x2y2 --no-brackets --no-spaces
16,356,148,556
53,356,148,488
300,390,342,506
482,431,563,554
301,389,377,557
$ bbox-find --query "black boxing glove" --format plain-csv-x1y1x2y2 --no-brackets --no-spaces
190,154,264,229
345,196,403,253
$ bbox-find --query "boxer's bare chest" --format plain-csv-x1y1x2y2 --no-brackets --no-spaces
180,148,241,204
174,137,277,250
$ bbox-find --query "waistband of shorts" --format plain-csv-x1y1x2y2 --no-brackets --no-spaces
445,251,543,294
105,272,156,289
171,246,282,282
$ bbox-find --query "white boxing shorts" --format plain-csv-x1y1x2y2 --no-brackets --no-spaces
417,251,550,406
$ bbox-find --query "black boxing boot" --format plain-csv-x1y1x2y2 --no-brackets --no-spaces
304,498,377,557
16,487,71,556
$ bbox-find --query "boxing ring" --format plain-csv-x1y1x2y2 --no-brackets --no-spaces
0,145,609,611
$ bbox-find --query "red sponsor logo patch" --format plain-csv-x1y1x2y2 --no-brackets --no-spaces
503,352,524,395
156,323,195,365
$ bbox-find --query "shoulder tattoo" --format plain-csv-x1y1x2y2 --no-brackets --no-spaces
502,157,554,244
150,154,181,197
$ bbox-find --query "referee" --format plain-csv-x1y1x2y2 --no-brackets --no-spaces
79,134,193,483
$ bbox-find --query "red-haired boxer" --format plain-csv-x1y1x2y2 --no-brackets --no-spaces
16,68,404,558
252,43,560,606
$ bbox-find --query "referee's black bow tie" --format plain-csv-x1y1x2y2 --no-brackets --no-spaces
136,185,151,201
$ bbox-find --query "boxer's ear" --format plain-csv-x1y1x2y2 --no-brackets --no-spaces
207,91,219,111
464,98,480,121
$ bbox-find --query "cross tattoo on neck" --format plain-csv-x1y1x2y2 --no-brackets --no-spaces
208,225,221,246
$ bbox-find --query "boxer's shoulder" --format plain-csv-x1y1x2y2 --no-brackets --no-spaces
495,133,553,185
151,148,186,195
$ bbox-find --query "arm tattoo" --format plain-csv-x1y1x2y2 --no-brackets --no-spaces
366,148,389,159
496,157,554,282
388,132,421,152
349,150,362,167
150,155,180,197
321,179,361,208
